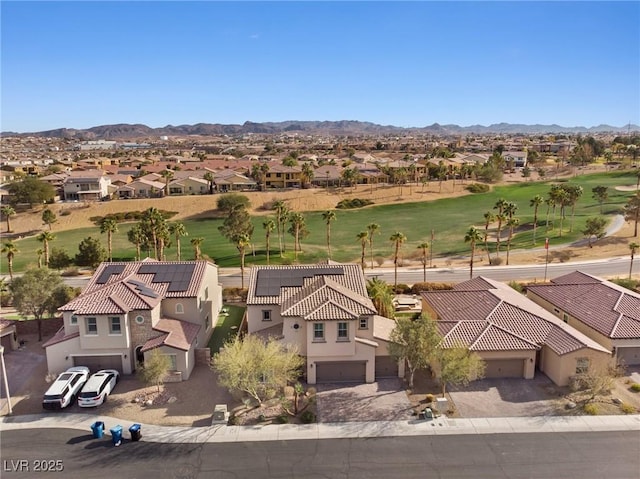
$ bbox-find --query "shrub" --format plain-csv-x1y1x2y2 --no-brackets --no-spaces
306,387,317,397
222,287,248,302
61,267,80,277
257,414,266,422
491,257,504,266
60,210,71,217
465,183,490,193
583,403,598,415
275,414,289,424
410,282,454,293
425,394,435,403
300,410,316,424
336,198,374,209
630,383,640,392
393,283,411,294
620,403,636,414
508,281,524,293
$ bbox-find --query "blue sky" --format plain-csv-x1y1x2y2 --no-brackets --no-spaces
2,1,639,132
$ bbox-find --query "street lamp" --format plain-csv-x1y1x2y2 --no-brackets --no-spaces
0,345,12,415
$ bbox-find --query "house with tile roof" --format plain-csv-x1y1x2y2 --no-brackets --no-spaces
527,271,640,366
420,276,611,386
44,260,223,380
246,264,402,384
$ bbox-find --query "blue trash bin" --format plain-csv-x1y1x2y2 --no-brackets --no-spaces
110,425,123,446
129,423,141,441
91,421,104,439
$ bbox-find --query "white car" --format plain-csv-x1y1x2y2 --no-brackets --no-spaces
42,366,90,410
77,369,120,407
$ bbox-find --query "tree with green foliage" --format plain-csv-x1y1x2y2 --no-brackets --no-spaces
48,247,72,270
506,217,519,265
1,241,18,280
388,315,441,388
493,198,507,257
41,208,57,231
218,203,254,266
367,223,380,269
9,268,64,341
2,205,16,233
75,236,106,268
137,349,171,393
288,212,308,261
127,224,145,261
160,169,174,196
203,171,215,194
301,163,314,188
357,231,368,271
273,200,290,256
436,346,486,397
464,226,482,279
529,195,544,245
582,217,607,248
99,217,118,261
366,278,394,318
262,219,275,265
389,231,407,289
36,231,55,267
624,192,640,237
322,210,336,259
217,193,250,215
236,233,251,289
45,284,80,319
483,211,494,264
592,186,609,214
629,242,639,280
140,207,167,260
565,185,584,232
6,177,55,208
169,222,188,261
212,335,304,405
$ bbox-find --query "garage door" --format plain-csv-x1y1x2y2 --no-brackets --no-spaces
74,355,123,373
316,361,366,383
484,359,524,378
375,356,399,379
1,334,13,351
617,347,640,366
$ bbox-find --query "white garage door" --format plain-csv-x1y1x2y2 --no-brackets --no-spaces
316,361,366,383
74,355,123,373
484,359,524,378
617,347,640,366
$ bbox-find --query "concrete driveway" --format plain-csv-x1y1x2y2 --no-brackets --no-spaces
315,378,413,423
447,375,564,418
0,334,47,414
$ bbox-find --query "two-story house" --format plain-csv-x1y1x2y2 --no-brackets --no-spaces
264,164,302,189
62,170,111,201
44,260,223,380
246,264,402,384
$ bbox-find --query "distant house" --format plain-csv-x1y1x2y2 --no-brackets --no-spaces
117,178,165,199
62,170,111,201
0,319,19,352
527,271,640,366
502,151,528,168
44,260,223,380
213,170,258,192
264,164,302,189
168,177,209,195
246,264,403,384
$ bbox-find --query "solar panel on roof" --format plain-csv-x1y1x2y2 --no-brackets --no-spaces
96,264,126,284
255,266,344,296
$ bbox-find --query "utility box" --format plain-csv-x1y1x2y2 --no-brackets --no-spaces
435,397,448,412
211,404,230,425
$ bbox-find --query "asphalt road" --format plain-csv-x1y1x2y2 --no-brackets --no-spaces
1,428,638,478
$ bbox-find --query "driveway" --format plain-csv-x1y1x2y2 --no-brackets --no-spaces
315,378,413,422
447,375,564,418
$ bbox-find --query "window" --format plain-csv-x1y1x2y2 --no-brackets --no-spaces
562,313,569,323
135,315,145,325
109,317,121,335
70,315,78,325
262,310,272,321
313,323,325,341
86,317,97,335
359,318,368,330
204,287,209,300
337,322,349,341
175,303,184,314
576,358,590,374
166,354,177,371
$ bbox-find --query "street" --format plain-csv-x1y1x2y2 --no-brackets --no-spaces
1,428,638,478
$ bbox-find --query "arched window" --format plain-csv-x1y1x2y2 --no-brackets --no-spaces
175,303,184,314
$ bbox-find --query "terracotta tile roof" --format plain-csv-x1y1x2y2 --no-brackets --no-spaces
490,303,552,345
252,323,285,342
141,318,201,352
452,277,497,291
550,271,600,285
42,327,80,348
373,315,396,342
544,327,585,355
439,321,487,348
471,324,538,352
420,290,500,321
60,280,161,314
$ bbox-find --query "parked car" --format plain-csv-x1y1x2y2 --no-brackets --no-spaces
77,369,120,407
42,366,90,410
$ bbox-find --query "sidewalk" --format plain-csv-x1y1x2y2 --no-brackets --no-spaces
2,413,638,444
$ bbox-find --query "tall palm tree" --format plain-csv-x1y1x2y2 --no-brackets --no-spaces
556,188,570,237
169,222,188,261
1,205,16,233
273,200,289,257
464,226,482,279
566,185,583,233
37,231,55,267
288,212,306,261
418,242,429,282
236,233,251,289
493,198,508,257
357,231,368,271
506,217,520,266
322,210,336,259
1,241,18,280
483,211,495,265
127,224,145,261
545,197,555,230
301,163,314,188
36,248,44,269
262,219,275,265
367,223,380,269
629,242,639,280
203,172,215,194
530,195,544,245
140,207,166,259
160,169,174,196
190,237,204,260
99,217,118,262
389,231,407,290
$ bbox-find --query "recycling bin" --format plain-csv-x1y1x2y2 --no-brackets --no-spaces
91,421,104,439
129,423,142,442
110,425,123,446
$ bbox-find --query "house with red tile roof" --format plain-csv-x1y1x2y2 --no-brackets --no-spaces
44,260,223,380
527,271,640,366
421,276,611,386
246,264,402,384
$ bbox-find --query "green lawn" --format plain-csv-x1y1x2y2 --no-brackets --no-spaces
208,304,245,355
4,171,638,272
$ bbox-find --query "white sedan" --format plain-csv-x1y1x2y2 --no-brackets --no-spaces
77,369,120,407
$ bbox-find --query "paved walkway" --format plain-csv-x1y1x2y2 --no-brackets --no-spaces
1,413,638,444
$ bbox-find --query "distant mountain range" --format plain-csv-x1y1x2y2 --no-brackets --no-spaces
3,121,639,139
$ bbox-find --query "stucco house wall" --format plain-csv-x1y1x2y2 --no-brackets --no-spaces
540,345,611,387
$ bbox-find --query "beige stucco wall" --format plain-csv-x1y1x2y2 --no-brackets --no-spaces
147,345,192,380
307,340,376,384
44,335,132,375
306,320,357,358
247,305,283,333
0,324,19,351
541,345,612,387
282,317,307,355
78,314,131,350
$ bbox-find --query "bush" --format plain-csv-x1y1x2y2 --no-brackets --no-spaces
508,281,524,293
425,394,435,403
300,410,316,424
393,283,411,294
465,183,490,193
60,210,71,217
257,414,266,423
61,267,80,277
491,257,504,266
583,403,598,415
630,383,640,392
336,198,374,209
222,287,248,302
275,414,289,424
410,282,454,293
620,403,636,414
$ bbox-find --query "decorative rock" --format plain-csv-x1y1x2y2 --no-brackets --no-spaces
145,399,153,407
612,398,623,405
565,401,577,410
167,396,178,404
133,397,140,404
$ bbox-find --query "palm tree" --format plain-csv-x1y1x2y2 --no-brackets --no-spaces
389,231,407,289
140,207,166,259
190,237,204,260
545,197,555,230
493,198,508,257
262,219,275,265
301,163,314,188
418,242,429,282
1,241,18,280
36,248,44,268
203,172,215,194
530,195,544,245
273,200,289,257
506,217,519,266
322,210,336,259
556,188,570,237
288,212,306,261
127,224,145,261
366,277,394,317
99,217,118,261
367,223,380,269
169,222,188,260
236,233,251,289
566,185,583,232
464,226,482,279
357,231,368,271
483,211,495,265
160,169,174,196
37,231,55,267
629,242,639,280
1,205,16,233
